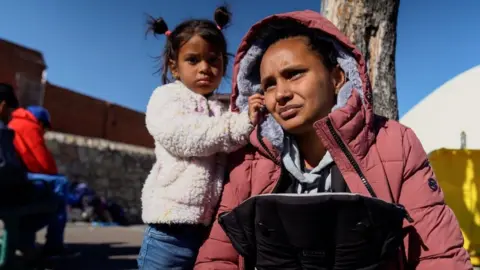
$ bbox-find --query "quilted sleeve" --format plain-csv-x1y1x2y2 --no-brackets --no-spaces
399,128,472,269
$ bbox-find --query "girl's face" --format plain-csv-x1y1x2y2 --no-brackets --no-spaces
260,37,345,135
170,35,224,96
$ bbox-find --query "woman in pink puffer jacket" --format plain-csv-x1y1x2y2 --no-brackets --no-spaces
195,10,472,270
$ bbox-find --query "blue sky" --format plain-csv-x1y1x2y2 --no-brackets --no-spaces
1,0,479,117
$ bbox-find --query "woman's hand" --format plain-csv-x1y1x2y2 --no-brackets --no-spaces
248,93,265,126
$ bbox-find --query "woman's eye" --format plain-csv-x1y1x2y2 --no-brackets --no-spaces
261,77,277,92
288,70,304,80
263,83,275,92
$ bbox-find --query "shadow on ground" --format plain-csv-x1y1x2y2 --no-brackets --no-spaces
47,242,139,270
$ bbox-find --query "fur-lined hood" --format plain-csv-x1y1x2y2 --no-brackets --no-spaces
230,10,375,156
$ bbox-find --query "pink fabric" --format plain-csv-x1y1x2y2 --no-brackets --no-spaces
195,10,472,270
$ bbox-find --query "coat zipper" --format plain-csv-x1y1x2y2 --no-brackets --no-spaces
255,126,285,194
326,119,413,223
271,166,285,194
256,126,280,165
326,119,377,198
255,120,413,222
249,119,413,269
257,120,377,197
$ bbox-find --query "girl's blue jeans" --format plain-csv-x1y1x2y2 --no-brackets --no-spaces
137,223,208,270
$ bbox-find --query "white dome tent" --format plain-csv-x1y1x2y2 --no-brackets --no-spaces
400,65,480,154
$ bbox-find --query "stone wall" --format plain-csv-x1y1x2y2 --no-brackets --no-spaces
45,131,155,224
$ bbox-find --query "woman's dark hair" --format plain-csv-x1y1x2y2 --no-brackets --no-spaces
0,83,19,108
147,6,232,84
257,18,338,70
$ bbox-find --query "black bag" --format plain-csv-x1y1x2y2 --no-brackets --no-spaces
219,193,407,270
0,126,34,205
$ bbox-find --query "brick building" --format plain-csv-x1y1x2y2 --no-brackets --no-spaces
0,39,46,107
0,38,231,148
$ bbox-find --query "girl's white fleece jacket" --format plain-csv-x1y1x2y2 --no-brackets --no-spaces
141,81,253,225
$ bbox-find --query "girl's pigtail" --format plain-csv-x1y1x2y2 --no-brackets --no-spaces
213,5,232,30
146,15,170,37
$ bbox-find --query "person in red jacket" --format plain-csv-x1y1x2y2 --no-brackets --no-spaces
8,105,58,175
8,105,70,258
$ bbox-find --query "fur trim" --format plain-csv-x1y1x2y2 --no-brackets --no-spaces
142,81,251,224
235,36,364,151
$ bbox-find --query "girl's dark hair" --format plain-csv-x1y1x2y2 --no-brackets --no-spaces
147,6,232,84
257,18,338,70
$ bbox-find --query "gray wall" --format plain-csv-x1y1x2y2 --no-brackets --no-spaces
45,131,155,223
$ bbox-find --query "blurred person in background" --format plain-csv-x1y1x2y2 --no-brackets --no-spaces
0,83,29,201
8,105,58,175
7,103,70,259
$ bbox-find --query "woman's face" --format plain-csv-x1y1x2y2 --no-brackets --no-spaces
260,37,344,135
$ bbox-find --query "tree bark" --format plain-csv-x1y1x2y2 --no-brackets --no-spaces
321,0,400,120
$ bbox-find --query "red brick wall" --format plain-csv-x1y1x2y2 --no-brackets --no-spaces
104,103,152,147
43,83,153,148
43,83,108,139
0,41,19,86
0,39,45,103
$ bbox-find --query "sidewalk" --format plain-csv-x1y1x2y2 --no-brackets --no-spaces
37,222,145,270
35,223,480,269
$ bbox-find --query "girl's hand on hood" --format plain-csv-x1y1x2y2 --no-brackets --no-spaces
248,93,265,126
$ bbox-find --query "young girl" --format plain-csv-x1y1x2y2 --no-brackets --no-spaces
137,6,264,270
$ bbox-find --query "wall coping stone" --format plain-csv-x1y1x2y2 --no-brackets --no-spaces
45,131,155,156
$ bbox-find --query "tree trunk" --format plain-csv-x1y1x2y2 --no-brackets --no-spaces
321,0,400,120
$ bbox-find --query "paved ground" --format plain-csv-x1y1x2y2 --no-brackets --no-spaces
26,223,480,269
36,222,145,270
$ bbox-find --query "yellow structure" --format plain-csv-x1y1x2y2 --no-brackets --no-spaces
429,148,480,265
401,65,480,154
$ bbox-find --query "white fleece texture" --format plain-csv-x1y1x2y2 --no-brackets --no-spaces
141,81,253,225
